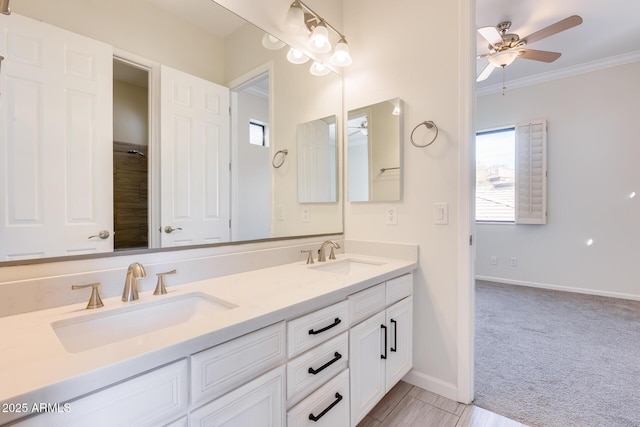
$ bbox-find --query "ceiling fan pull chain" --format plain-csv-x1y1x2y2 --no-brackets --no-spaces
501,65,506,95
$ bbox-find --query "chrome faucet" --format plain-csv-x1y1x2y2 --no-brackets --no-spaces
122,262,146,302
318,240,341,262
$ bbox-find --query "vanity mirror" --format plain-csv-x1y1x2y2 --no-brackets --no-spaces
0,0,343,263
347,98,402,202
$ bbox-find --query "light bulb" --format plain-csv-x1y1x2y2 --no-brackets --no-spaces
309,61,330,76
307,21,331,53
261,33,285,50
287,48,309,65
285,1,304,33
330,38,352,67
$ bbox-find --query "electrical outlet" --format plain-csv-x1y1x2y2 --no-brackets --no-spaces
302,208,310,223
277,205,285,221
511,257,518,267
386,207,398,225
490,256,498,265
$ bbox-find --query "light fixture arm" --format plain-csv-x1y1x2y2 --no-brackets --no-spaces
295,0,347,41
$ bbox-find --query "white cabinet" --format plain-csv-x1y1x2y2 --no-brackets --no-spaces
287,369,350,427
16,359,189,427
190,366,285,427
191,322,286,407
349,273,413,426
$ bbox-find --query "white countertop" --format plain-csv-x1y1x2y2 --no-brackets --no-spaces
0,253,416,424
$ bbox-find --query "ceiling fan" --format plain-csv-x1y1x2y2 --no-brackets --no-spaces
476,15,583,82
348,119,368,136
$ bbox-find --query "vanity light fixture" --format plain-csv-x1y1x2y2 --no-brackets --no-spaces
261,33,286,50
287,47,310,64
0,0,10,15
285,0,352,67
309,61,330,76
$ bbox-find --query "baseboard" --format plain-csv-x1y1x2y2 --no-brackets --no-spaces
476,275,640,302
402,369,458,402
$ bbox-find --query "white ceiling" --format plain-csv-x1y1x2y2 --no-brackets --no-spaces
476,0,640,92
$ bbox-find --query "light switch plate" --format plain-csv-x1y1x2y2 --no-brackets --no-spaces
434,203,448,225
302,208,310,223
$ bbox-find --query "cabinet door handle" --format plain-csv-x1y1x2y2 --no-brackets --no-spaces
381,324,388,359
308,392,343,422
308,352,342,375
308,317,341,335
390,319,398,352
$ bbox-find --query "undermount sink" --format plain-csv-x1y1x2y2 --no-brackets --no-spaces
52,292,237,353
310,258,385,275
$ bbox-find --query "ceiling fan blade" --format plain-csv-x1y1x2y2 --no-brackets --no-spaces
477,52,492,59
517,49,561,63
476,63,496,82
521,15,583,46
477,26,503,47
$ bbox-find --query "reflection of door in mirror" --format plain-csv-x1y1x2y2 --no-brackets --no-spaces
231,71,271,241
160,65,231,247
297,116,338,203
347,112,370,201
113,59,149,251
0,13,114,260
348,98,402,202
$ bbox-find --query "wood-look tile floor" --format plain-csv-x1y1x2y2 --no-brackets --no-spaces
358,381,527,427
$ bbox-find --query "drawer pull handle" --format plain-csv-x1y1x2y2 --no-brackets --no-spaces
308,317,341,335
390,319,398,352
381,324,388,359
308,352,342,375
308,392,343,422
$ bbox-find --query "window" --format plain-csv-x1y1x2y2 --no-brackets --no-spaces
249,120,268,147
476,120,547,224
476,128,516,222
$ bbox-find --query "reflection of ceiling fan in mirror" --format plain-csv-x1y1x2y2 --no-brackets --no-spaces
476,15,583,82
348,119,368,136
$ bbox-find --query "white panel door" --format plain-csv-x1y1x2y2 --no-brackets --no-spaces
385,296,413,391
0,13,113,260
160,65,230,247
349,310,386,426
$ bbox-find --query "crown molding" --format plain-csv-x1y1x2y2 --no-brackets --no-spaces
476,50,640,97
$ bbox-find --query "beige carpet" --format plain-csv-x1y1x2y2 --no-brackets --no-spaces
474,281,640,427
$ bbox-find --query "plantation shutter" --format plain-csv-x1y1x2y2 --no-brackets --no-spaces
515,120,547,224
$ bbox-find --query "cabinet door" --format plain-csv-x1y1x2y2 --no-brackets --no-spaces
385,296,413,391
190,366,285,427
349,310,386,426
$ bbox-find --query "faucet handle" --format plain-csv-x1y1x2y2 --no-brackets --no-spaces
154,269,176,295
301,250,315,264
72,283,104,309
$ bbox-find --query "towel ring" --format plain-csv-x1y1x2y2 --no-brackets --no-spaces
410,120,439,148
272,149,288,168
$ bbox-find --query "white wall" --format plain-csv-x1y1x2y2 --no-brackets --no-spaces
13,0,225,83
343,0,474,401
113,81,148,146
476,62,640,300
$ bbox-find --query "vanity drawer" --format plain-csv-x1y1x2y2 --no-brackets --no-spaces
15,359,188,427
287,300,349,358
386,273,413,305
348,283,385,325
287,332,348,407
190,322,286,407
287,368,350,427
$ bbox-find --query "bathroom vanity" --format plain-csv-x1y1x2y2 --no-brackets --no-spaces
0,252,416,426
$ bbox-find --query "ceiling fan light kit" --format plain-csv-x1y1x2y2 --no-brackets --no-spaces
476,14,583,83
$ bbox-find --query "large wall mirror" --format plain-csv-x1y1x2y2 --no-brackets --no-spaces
347,98,402,202
0,0,343,263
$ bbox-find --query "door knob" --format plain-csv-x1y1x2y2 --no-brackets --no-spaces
88,230,110,239
164,226,183,233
